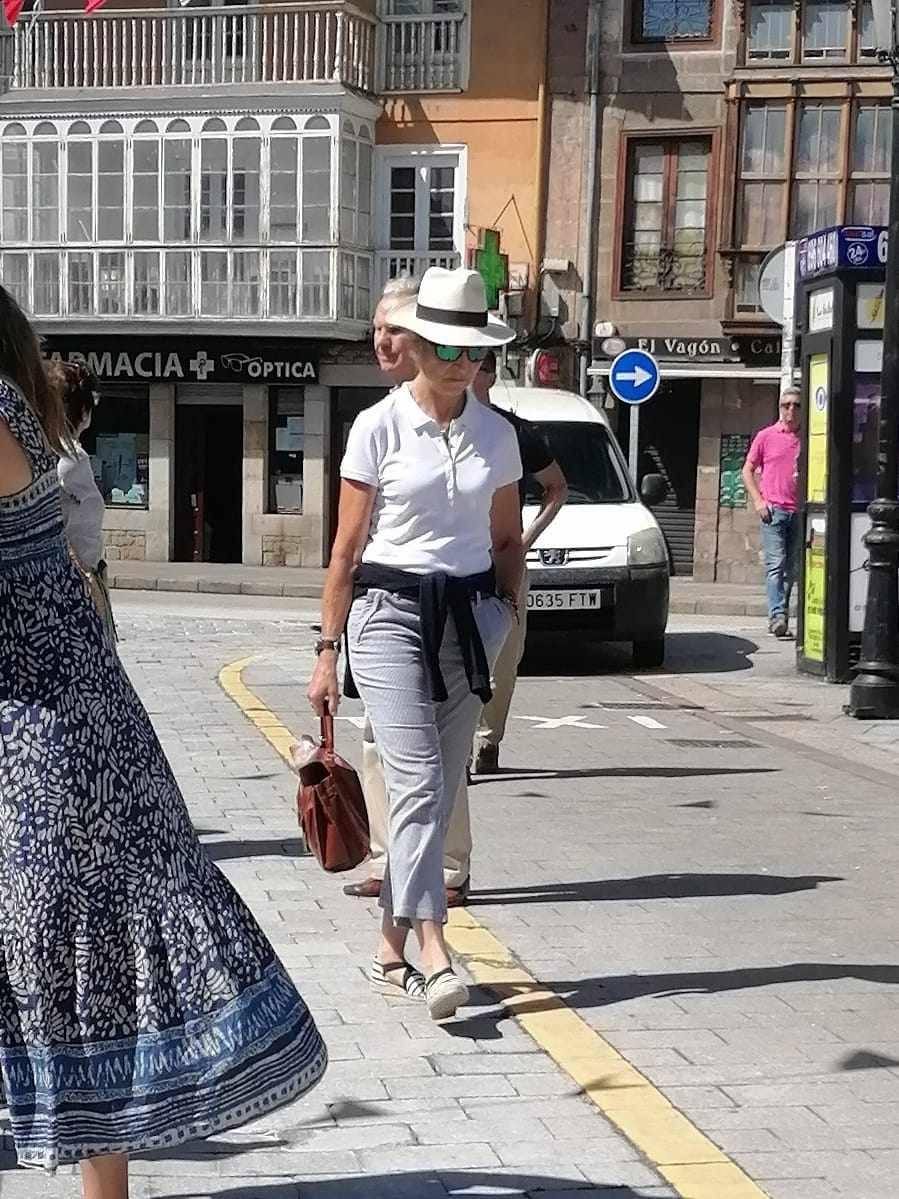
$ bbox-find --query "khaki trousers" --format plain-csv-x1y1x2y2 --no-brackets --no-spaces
362,718,472,889
476,570,529,748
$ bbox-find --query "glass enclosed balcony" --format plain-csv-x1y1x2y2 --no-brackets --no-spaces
0,112,374,325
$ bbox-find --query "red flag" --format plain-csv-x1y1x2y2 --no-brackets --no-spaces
3,0,25,26
84,0,107,13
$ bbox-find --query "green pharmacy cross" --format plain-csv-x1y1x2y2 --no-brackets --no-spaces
475,229,509,311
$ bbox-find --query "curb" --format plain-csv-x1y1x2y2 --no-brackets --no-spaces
111,575,774,616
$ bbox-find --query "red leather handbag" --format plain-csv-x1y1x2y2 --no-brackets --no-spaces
296,711,370,873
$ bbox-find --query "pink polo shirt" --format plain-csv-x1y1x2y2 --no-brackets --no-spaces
745,422,800,512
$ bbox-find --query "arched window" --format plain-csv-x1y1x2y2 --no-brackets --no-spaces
305,115,330,132
34,121,57,136
164,128,192,242
33,133,59,243
133,125,161,242
233,128,261,242
1,126,27,244
270,128,299,242
200,130,228,242
235,117,260,131
98,133,125,241
303,129,332,242
67,134,94,243
203,117,227,133
340,129,357,243
272,116,297,131
69,121,91,135
100,120,123,134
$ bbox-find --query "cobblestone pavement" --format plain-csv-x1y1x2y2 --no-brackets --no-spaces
7,594,899,1198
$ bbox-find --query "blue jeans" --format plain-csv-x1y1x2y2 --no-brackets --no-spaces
760,506,800,620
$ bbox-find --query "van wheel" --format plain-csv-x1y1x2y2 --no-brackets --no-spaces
633,637,665,669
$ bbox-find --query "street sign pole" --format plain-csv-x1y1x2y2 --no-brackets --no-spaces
607,349,661,483
629,405,640,483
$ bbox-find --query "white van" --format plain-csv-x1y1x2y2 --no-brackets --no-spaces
491,386,671,668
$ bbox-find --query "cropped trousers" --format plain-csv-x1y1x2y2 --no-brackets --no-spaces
347,587,511,926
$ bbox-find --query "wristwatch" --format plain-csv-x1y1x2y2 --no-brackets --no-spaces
314,637,341,656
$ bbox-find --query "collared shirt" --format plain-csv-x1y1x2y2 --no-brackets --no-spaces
745,421,800,513
340,383,522,576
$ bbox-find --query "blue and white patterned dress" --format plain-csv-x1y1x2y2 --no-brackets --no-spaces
0,378,327,1170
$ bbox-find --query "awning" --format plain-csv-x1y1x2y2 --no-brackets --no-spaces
588,362,781,381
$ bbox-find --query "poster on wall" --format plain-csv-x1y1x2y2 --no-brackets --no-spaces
803,515,827,662
718,434,751,508
853,377,881,505
807,354,829,504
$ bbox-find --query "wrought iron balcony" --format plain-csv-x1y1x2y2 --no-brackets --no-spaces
9,2,376,92
620,243,708,295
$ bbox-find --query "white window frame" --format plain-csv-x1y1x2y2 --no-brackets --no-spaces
374,144,467,255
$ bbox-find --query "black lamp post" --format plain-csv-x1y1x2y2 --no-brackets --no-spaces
847,24,899,717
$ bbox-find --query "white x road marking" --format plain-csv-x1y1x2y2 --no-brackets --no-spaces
627,714,667,730
512,714,608,730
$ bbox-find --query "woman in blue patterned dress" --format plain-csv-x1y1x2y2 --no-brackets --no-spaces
0,286,327,1197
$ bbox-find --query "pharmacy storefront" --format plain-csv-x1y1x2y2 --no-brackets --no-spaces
43,335,328,567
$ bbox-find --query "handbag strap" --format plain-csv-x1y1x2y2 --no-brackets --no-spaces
320,710,335,751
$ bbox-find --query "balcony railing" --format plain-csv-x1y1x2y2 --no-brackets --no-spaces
379,10,467,92
0,246,373,325
10,2,376,91
376,249,461,291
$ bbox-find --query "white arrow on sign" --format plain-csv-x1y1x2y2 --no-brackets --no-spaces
616,365,653,388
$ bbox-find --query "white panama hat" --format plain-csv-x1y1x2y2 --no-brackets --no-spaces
388,266,515,347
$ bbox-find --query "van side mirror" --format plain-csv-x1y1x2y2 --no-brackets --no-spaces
640,473,667,506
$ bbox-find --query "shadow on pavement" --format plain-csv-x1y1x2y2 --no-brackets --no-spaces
520,631,759,677
471,765,778,782
468,872,842,906
201,837,307,862
660,632,759,675
162,1174,668,1198
461,962,899,1022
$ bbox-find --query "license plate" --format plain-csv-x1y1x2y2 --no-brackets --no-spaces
527,589,607,611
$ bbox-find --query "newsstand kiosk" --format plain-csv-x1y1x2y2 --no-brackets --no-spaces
794,224,887,681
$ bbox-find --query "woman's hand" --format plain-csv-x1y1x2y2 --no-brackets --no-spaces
307,651,340,717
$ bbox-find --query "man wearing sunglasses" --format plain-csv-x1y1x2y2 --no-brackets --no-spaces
742,388,802,638
470,351,568,775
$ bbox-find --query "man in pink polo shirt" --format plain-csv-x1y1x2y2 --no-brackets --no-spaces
741,388,802,638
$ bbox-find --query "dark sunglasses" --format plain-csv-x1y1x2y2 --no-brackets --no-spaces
780,401,801,409
432,343,491,364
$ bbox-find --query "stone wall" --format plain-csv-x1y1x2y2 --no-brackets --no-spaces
693,378,779,582
261,535,316,568
103,530,147,561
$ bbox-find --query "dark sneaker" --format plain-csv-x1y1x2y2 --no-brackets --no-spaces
473,744,499,775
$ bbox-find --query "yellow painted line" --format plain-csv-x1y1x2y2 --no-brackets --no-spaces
219,656,297,767
219,654,769,1199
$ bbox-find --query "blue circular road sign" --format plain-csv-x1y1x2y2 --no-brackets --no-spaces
608,349,661,405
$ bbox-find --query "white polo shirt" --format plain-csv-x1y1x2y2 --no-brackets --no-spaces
340,383,522,576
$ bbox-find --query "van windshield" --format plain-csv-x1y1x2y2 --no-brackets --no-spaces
524,422,632,506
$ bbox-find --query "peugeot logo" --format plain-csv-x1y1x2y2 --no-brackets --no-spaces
540,548,568,566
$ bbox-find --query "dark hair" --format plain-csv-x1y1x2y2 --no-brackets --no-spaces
0,285,66,451
480,349,497,374
48,360,99,433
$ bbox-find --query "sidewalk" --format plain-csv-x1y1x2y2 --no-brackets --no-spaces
107,559,776,616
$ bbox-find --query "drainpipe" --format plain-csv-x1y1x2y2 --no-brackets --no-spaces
532,0,550,328
578,0,602,397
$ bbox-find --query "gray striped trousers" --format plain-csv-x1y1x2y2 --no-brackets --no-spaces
346,587,512,926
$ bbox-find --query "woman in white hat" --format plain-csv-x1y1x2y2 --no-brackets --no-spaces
308,267,522,1021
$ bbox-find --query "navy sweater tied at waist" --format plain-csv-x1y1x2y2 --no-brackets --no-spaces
344,561,497,704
